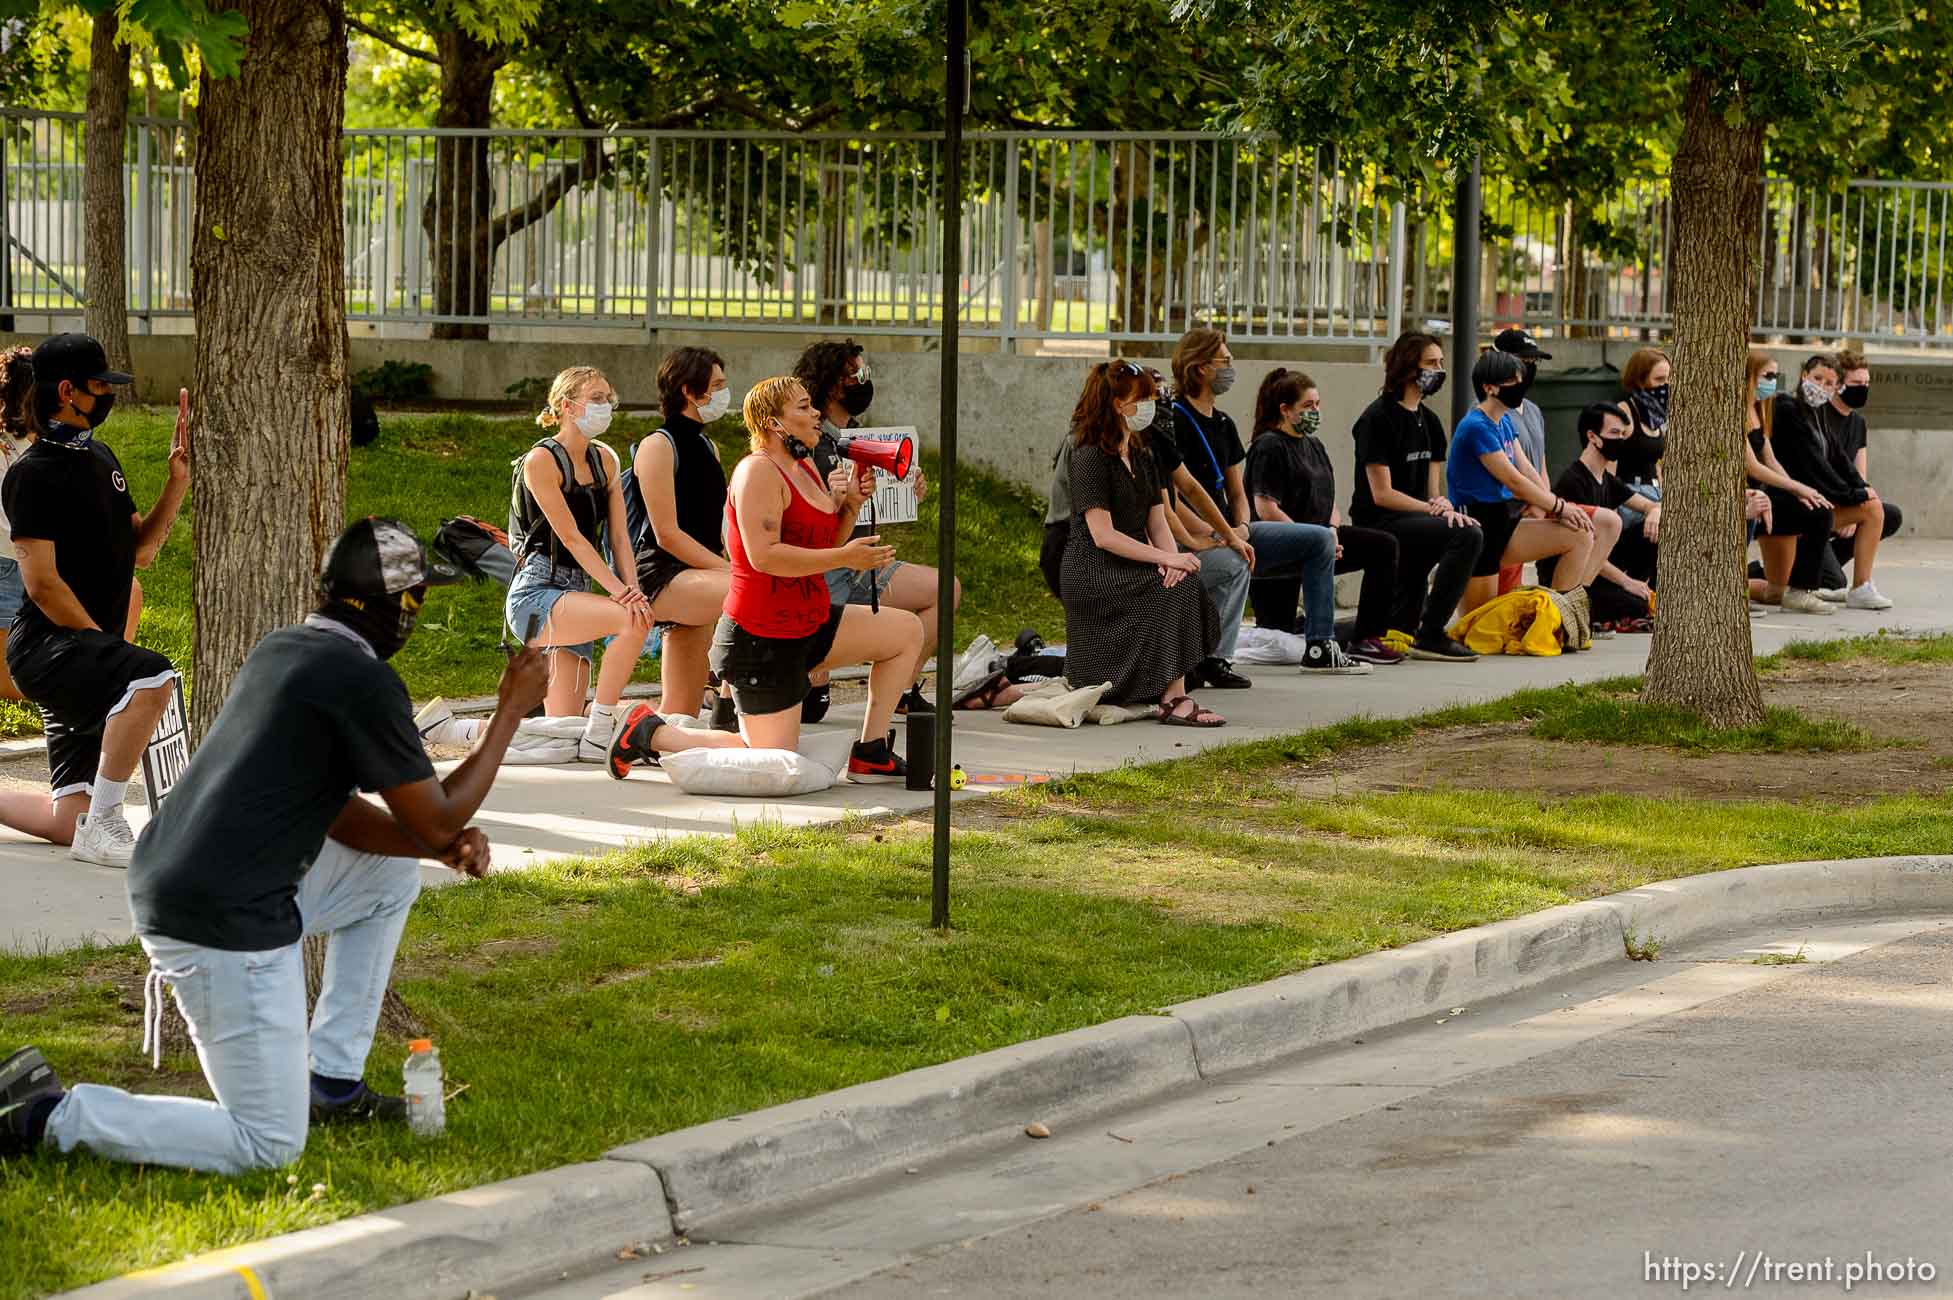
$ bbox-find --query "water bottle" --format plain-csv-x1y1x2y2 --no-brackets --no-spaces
403,1038,445,1138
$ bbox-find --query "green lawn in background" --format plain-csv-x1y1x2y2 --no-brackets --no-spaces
4,643,1950,1298
0,406,1060,737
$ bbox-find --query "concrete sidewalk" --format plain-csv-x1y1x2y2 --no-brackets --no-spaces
12,539,1953,955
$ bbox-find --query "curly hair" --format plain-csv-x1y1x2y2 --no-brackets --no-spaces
1070,360,1157,457
0,347,33,443
792,339,865,415
742,376,807,454
657,346,726,422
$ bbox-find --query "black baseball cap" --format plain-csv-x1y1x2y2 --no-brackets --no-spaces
31,333,133,389
1493,328,1552,361
319,517,464,603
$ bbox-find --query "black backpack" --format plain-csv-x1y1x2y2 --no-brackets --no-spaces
619,429,666,556
509,437,608,575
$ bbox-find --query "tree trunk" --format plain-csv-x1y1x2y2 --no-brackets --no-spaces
1641,74,1766,729
190,0,350,742
84,11,132,387
423,29,500,342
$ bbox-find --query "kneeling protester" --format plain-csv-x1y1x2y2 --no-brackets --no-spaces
1,518,549,1170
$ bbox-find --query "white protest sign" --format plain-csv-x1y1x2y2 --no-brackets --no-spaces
844,425,921,525
141,676,191,806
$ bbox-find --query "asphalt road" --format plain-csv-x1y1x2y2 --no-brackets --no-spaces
526,914,1953,1300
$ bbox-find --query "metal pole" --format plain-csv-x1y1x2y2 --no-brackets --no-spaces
1,125,13,333
1386,200,1407,343
1450,152,1482,428
931,0,966,930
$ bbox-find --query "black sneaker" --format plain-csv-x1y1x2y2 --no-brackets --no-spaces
1408,636,1479,662
1014,627,1046,657
0,1047,62,1156
896,684,935,715
847,737,907,783
608,704,667,778
801,683,831,725
309,1079,408,1125
1194,657,1252,689
1301,640,1373,676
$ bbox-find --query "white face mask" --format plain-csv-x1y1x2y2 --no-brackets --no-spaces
1125,400,1156,432
697,387,731,423
576,400,614,435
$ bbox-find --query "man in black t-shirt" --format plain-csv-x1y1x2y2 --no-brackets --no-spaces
1539,402,1660,625
2,519,549,1171
1,334,186,868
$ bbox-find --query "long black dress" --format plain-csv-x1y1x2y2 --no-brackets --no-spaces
1060,440,1218,704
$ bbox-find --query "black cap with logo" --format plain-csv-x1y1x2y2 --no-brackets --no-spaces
1492,328,1553,361
319,517,464,605
30,333,134,390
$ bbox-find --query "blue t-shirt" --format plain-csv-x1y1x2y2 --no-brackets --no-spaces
1446,408,1518,506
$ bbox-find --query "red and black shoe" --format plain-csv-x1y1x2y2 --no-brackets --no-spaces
846,736,907,783
607,704,667,779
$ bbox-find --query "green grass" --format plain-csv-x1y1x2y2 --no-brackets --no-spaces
5,668,1951,1296
0,406,1058,737
1759,631,1953,671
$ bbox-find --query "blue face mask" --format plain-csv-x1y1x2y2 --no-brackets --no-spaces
1756,377,1779,401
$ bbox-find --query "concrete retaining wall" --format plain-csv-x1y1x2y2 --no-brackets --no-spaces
9,330,1951,535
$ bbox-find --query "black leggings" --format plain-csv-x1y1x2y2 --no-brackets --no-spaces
1759,488,1836,590
1818,500,1902,590
1248,524,1400,641
1040,521,1069,601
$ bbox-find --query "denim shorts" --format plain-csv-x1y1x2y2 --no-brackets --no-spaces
505,553,596,661
824,559,903,606
0,556,21,626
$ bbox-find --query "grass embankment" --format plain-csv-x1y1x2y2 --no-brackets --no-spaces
0,407,1059,738
4,636,1950,1298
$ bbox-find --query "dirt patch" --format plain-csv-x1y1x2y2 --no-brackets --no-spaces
1276,659,1953,805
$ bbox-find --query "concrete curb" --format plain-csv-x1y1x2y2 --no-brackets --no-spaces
66,855,1953,1299
606,1014,1198,1233
62,1160,669,1300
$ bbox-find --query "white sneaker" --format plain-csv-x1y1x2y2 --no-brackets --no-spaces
71,810,137,868
576,736,609,764
1847,582,1893,611
1780,588,1836,615
414,697,453,742
1815,587,1848,604
1301,640,1374,675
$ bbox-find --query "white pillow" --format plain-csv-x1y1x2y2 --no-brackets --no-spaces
659,746,837,797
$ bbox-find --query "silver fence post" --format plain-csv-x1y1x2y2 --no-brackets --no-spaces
1386,199,1407,343
133,120,150,327
643,136,661,339
1000,136,1020,352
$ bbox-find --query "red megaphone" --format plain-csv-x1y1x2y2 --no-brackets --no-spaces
836,433,913,480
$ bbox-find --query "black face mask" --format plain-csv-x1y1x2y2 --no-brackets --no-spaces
1595,435,1628,461
1840,384,1870,410
81,390,114,429
1416,368,1446,398
841,380,874,418
1507,361,1536,403
1630,387,1669,431
321,589,420,661
1495,383,1527,410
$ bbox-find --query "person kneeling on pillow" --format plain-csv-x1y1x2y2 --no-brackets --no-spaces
3,519,548,1170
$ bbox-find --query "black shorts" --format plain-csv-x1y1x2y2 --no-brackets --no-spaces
707,606,845,717
1463,499,1525,577
635,547,711,630
6,624,177,799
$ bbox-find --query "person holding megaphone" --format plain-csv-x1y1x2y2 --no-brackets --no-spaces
793,340,960,722
620,376,922,781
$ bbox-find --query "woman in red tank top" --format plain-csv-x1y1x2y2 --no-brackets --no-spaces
691,376,923,781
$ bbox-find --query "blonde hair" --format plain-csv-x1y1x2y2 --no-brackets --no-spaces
1746,349,1776,441
742,376,805,453
1171,327,1227,396
536,366,612,429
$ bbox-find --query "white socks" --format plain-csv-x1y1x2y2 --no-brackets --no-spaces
583,702,617,746
89,774,128,820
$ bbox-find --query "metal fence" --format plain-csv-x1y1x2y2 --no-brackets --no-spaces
6,108,1952,349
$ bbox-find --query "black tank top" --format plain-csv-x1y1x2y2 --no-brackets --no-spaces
522,441,605,564
646,415,728,561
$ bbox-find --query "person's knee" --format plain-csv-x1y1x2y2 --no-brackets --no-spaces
243,1126,307,1171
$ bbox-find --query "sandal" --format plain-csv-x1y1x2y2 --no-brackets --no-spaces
954,669,1011,710
1158,695,1226,728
